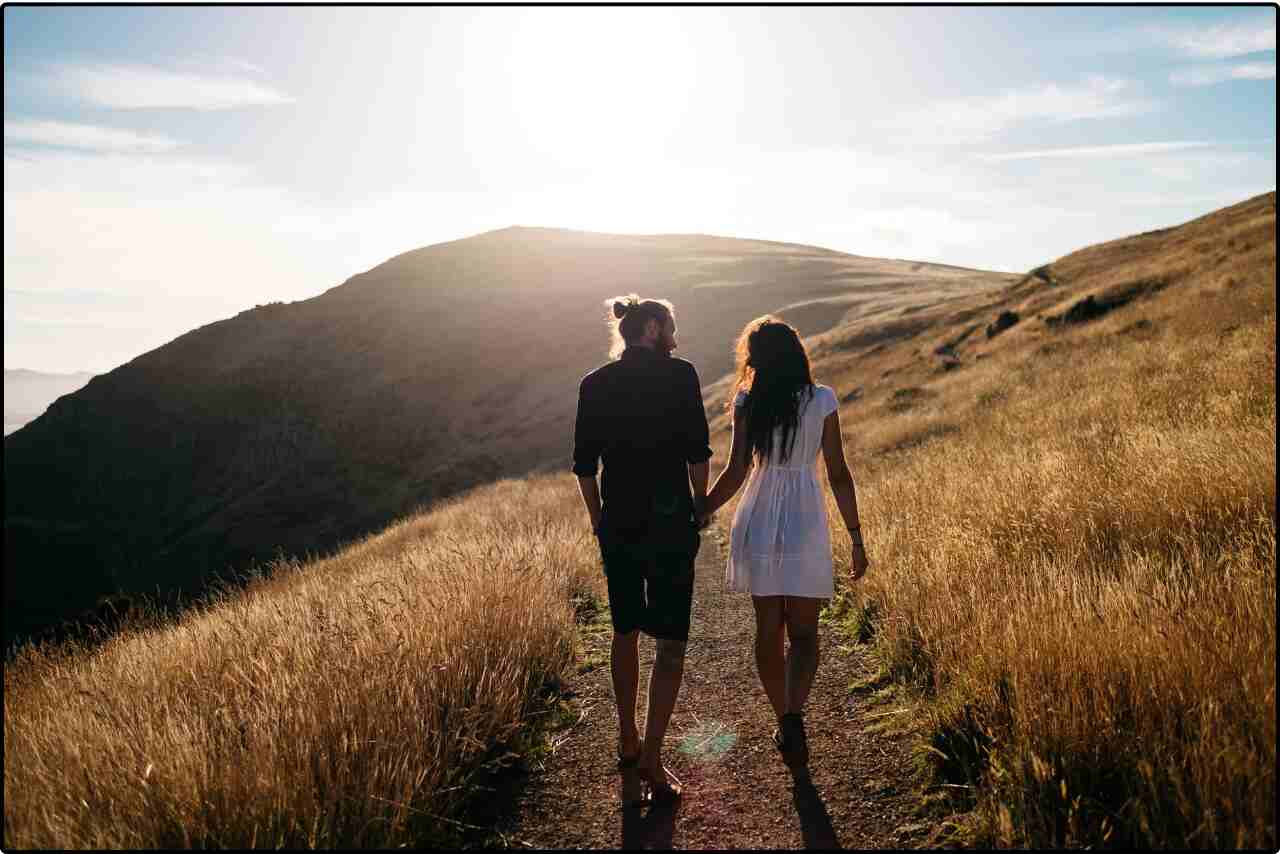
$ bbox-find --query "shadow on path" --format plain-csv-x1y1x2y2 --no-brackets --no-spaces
620,792,681,850
791,767,842,849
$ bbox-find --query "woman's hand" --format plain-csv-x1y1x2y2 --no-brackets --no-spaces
849,542,869,581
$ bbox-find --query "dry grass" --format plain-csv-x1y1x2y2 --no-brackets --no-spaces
3,477,604,848
4,194,1273,849
824,194,1276,847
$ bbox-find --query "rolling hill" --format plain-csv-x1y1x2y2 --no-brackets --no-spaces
2,191,1271,850
3,229,1014,646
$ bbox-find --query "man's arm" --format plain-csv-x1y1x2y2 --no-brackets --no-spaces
688,461,710,526
571,378,604,533
577,475,603,534
683,363,713,524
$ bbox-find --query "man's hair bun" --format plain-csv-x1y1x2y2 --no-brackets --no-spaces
604,294,640,323
601,293,673,358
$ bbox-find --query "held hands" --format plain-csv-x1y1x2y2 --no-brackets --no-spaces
693,496,714,531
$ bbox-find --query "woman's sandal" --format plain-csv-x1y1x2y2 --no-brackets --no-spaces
772,712,810,769
637,762,684,805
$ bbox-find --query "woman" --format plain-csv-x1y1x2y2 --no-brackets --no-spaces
705,315,869,768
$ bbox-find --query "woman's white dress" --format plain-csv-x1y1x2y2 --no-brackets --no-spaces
728,384,839,598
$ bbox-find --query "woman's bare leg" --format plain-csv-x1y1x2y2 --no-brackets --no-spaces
752,596,787,719
783,597,823,715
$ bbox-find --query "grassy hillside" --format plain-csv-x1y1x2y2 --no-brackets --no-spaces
3,228,1012,648
3,192,1273,848
806,190,1276,847
5,477,600,848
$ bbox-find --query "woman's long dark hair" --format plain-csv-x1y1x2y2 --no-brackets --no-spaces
730,316,815,465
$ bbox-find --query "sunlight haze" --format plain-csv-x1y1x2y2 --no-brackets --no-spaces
4,5,1275,373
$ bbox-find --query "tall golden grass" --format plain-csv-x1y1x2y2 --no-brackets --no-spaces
4,196,1274,849
3,478,603,848
825,214,1276,847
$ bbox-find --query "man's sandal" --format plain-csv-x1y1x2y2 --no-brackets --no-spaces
617,751,647,810
772,712,810,769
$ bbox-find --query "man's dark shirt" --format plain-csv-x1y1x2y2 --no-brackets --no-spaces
572,346,713,536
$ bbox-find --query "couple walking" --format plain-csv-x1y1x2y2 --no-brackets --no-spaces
572,293,870,808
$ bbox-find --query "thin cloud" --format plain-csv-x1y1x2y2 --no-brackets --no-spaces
885,76,1157,145
48,63,293,110
1170,62,1276,87
228,58,269,76
4,119,182,153
1152,17,1276,58
979,141,1212,163
176,56,270,77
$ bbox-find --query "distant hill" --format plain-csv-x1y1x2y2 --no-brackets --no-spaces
4,369,95,436
3,228,1013,647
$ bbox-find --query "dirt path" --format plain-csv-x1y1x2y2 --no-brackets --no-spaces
494,526,934,849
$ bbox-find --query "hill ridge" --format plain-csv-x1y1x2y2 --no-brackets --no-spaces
4,229,1013,649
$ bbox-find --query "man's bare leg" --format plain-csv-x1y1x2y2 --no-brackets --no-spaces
611,630,642,757
638,638,686,788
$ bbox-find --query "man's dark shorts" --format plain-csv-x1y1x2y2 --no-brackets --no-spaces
597,519,699,642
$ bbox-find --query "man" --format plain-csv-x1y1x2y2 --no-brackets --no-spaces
572,293,712,806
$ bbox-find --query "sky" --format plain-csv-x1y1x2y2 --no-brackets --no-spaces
4,6,1276,374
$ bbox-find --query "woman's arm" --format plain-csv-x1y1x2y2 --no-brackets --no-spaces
706,405,753,516
821,406,869,579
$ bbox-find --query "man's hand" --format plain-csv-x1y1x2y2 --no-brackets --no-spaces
693,496,713,530
849,543,869,581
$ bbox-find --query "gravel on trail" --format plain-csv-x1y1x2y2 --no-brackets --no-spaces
493,525,937,850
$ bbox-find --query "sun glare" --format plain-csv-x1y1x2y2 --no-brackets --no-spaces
447,9,750,234
465,10,711,172
498,11,703,166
